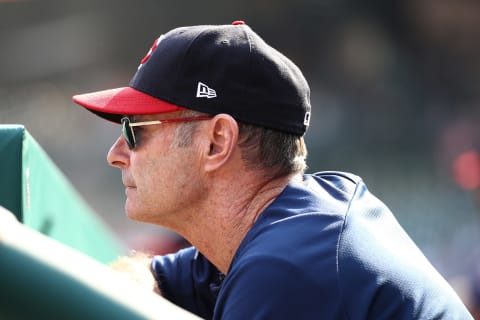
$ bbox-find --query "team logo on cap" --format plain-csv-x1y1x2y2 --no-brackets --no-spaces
196,82,217,99
138,35,165,69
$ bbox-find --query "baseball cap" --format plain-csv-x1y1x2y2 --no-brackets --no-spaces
72,21,311,136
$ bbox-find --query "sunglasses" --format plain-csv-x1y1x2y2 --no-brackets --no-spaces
121,115,212,149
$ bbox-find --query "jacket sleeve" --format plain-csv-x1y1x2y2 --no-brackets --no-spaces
151,247,222,319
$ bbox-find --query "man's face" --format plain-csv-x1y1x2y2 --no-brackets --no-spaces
107,113,207,227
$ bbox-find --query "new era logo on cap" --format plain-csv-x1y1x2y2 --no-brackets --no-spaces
196,82,217,99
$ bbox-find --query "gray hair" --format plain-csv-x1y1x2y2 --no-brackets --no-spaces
237,122,308,179
173,110,308,179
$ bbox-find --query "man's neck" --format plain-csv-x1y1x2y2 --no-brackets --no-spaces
179,173,295,274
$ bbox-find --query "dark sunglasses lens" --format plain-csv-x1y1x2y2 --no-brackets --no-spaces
121,118,135,149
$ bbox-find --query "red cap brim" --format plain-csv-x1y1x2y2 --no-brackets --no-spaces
72,87,184,123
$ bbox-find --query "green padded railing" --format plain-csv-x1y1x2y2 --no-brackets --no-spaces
0,207,199,319
0,124,123,263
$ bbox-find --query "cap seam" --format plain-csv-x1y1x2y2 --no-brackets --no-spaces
171,28,207,106
240,25,254,120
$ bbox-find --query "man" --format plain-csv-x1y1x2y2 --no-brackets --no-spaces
72,21,472,319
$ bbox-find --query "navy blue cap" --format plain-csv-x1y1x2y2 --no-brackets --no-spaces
73,21,311,136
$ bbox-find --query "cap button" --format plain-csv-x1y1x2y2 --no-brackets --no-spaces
232,20,245,25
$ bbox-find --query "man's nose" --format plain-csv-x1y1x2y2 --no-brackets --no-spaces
107,136,130,168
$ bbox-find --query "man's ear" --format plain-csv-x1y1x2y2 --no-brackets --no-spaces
203,114,239,172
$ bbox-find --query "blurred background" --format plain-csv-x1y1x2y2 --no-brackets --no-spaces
0,0,479,313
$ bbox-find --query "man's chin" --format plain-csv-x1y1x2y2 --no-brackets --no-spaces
125,206,153,224
125,202,142,221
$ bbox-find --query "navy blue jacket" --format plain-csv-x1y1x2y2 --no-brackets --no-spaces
152,172,472,319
